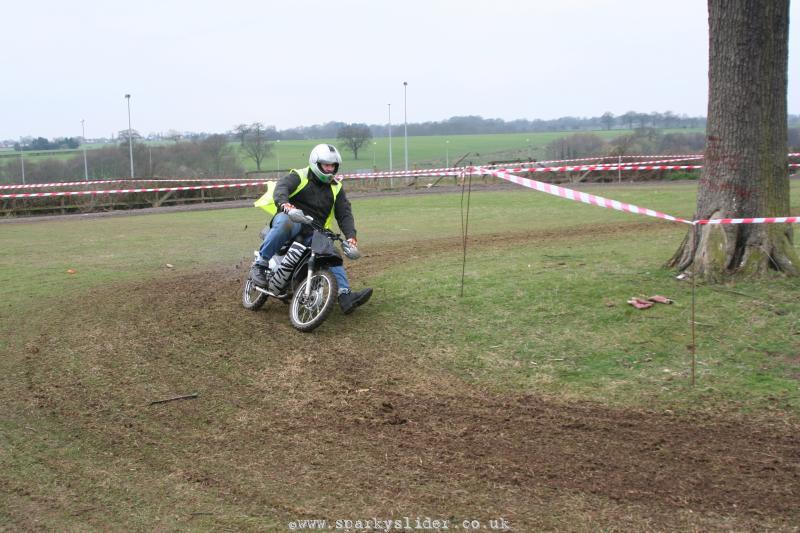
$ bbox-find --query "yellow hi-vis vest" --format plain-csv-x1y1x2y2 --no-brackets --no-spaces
254,167,342,229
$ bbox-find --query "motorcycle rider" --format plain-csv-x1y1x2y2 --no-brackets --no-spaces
250,143,373,315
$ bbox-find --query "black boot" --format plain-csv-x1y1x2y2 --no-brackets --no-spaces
338,288,373,315
250,263,269,288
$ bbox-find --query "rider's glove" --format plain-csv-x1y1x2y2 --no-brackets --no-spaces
342,238,361,260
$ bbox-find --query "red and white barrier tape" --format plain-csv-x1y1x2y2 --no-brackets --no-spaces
536,152,800,165
340,169,462,180
537,153,704,165
0,177,256,190
695,216,799,225
473,166,693,225
343,162,707,179
6,153,798,190
0,181,270,199
484,156,703,169
3,165,797,228
338,156,706,179
572,156,705,167
499,164,704,173
499,163,800,173
473,166,798,227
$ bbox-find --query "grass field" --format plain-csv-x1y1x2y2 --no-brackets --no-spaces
2,129,702,176
238,129,702,173
1,181,798,530
0,149,83,163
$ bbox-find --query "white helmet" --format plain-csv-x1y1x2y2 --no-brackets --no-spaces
308,144,342,183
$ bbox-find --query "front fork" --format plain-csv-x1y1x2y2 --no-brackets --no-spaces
304,252,317,298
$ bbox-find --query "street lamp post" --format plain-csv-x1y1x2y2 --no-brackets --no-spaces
403,81,408,171
125,94,134,179
372,141,377,168
387,103,393,172
81,119,89,181
276,139,281,171
445,140,450,168
19,139,25,185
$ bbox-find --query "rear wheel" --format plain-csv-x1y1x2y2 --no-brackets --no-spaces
289,269,337,332
242,275,268,310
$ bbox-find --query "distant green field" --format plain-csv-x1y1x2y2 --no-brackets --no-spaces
0,149,81,162
2,129,703,175
237,129,703,173
240,131,566,173
0,142,163,162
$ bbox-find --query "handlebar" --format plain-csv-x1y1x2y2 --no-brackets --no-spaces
286,208,360,259
288,208,336,237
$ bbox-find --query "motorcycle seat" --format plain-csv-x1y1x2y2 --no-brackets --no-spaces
276,233,306,256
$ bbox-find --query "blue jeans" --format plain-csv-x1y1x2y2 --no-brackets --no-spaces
258,212,350,293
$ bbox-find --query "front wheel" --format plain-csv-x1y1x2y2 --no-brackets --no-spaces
242,275,268,310
289,269,337,332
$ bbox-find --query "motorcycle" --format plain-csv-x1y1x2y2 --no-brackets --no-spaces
242,209,361,332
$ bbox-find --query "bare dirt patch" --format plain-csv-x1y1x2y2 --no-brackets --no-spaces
6,227,800,530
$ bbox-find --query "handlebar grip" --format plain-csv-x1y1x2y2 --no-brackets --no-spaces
287,208,310,224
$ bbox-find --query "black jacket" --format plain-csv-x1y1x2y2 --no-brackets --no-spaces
273,168,357,239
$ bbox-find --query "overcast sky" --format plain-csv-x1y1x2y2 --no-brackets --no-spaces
3,0,799,140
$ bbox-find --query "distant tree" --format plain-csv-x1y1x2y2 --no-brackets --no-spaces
668,0,797,279
648,111,664,128
118,129,142,146
86,145,132,178
620,111,637,130
337,124,372,160
544,133,607,160
22,137,80,150
29,137,51,150
274,111,707,140
233,124,250,147
201,134,239,176
62,137,80,149
262,125,279,141
166,130,182,143
658,132,706,153
607,133,637,157
242,122,273,171
788,127,800,150
662,111,678,129
600,112,615,130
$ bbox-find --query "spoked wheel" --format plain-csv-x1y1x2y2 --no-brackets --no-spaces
242,275,268,310
290,270,337,332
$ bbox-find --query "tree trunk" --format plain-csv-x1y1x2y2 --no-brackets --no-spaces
668,0,798,280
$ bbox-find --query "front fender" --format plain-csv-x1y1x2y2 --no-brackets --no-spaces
289,258,342,293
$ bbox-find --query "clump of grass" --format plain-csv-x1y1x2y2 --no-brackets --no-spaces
370,223,800,414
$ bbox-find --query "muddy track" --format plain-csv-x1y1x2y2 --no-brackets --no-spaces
12,226,797,530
